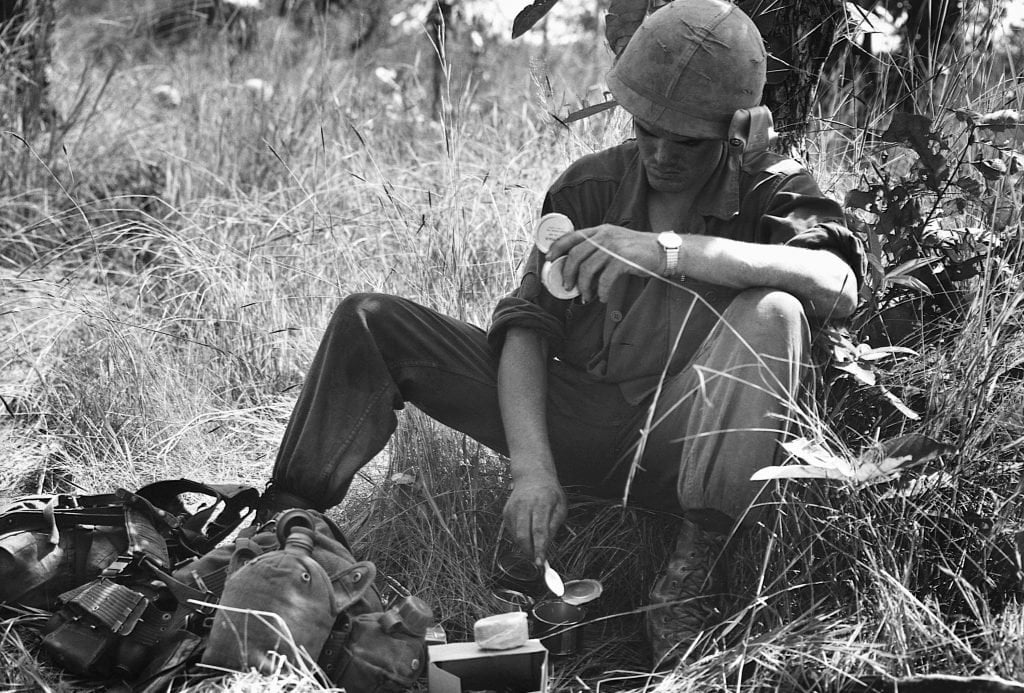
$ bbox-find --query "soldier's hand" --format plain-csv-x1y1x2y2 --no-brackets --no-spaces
547,224,663,303
503,474,567,565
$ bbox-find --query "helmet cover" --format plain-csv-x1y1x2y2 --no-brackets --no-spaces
606,0,767,139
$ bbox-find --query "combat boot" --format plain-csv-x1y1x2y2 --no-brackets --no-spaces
254,483,317,525
646,518,728,666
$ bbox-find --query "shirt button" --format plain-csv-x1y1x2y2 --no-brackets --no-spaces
610,310,623,322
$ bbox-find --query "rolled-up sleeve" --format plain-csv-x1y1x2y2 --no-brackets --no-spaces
488,252,567,354
487,234,570,354
759,175,868,289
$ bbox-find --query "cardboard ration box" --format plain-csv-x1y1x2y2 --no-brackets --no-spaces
427,639,548,693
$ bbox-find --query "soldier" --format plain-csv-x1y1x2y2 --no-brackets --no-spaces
259,0,865,665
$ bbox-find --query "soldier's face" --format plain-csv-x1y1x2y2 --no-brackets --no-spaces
634,120,724,194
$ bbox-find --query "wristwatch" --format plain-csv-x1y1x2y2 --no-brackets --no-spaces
657,231,683,278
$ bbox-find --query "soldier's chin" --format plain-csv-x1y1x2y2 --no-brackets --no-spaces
646,172,688,193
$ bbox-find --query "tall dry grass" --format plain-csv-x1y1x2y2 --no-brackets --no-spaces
2,1,1024,691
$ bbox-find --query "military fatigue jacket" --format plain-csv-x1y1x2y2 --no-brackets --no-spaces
489,140,865,404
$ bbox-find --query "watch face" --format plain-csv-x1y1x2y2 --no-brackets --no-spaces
658,231,682,249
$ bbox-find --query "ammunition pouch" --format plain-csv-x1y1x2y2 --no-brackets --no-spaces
320,609,428,693
5,485,432,693
0,479,258,610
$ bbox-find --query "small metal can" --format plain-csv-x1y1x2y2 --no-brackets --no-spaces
535,212,574,253
495,553,544,596
492,588,535,613
541,256,581,300
531,600,586,657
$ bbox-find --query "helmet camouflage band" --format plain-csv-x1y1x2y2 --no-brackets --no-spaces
606,0,767,140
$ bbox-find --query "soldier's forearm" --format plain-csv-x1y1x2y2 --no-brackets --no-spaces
677,235,858,320
497,328,558,481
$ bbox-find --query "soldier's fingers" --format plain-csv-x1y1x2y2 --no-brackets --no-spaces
531,512,548,565
562,242,600,286
577,253,612,303
548,227,599,259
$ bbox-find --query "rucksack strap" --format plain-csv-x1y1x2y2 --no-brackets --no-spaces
135,480,259,556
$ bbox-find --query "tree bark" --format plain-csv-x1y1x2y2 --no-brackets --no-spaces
738,0,841,154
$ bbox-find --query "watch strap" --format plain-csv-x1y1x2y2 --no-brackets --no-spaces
663,246,679,278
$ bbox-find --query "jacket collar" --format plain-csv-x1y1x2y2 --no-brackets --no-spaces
604,141,742,227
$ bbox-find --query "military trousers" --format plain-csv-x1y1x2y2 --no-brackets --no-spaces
269,288,810,528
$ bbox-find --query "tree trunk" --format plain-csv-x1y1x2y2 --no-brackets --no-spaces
738,0,840,154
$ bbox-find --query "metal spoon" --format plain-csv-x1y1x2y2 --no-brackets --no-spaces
543,560,565,597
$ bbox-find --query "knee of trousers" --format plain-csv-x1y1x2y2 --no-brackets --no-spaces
331,292,404,332
724,288,808,343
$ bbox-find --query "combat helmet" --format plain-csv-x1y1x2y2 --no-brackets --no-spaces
606,0,767,140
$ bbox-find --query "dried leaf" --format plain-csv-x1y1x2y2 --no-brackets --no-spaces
858,346,918,361
844,188,879,211
973,158,1008,181
564,99,618,124
922,224,959,247
750,464,849,481
605,0,648,55
952,107,982,127
512,0,560,38
881,112,948,188
881,387,920,419
946,255,985,281
752,435,947,485
881,112,934,145
750,438,855,481
954,176,983,197
391,472,416,485
834,360,877,386
978,109,1020,132
781,437,857,473
878,470,955,500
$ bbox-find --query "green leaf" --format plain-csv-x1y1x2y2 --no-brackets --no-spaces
886,275,932,294
512,0,560,38
886,256,941,278
875,433,949,467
